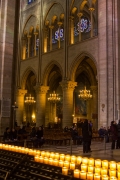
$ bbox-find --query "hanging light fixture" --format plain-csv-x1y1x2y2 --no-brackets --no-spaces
25,94,36,104
48,91,60,103
78,86,92,101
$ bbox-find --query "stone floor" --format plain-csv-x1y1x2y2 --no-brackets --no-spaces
40,141,120,162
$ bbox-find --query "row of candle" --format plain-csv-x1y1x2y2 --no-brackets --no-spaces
1,143,120,179
62,168,118,180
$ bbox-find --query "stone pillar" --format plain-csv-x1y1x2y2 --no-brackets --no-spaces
60,81,77,128
69,16,74,44
91,86,98,128
35,85,49,127
77,12,83,42
34,32,38,56
43,28,48,53
16,89,27,126
27,35,31,58
89,8,95,38
21,37,26,60
57,22,62,49
49,26,54,51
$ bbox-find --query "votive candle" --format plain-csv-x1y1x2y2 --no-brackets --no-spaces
70,162,75,170
95,159,101,167
62,167,68,175
87,172,93,180
74,169,80,178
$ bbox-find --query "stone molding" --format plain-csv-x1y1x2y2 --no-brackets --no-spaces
60,80,77,91
34,85,49,94
16,89,27,96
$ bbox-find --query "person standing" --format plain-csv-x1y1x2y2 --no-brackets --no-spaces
117,120,120,149
110,121,118,149
82,119,92,153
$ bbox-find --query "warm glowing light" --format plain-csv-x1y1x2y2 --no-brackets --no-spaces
110,161,116,170
88,158,94,166
62,167,68,175
94,173,101,180
76,156,82,164
88,165,94,173
87,172,94,180
70,162,75,170
60,154,65,161
74,169,80,178
81,164,88,172
101,168,108,176
78,86,92,100
48,91,60,103
95,159,101,167
59,160,64,167
102,160,108,169
80,171,86,179
82,157,88,164
64,161,69,169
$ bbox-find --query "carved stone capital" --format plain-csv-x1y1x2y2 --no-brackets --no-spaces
60,80,77,91
69,16,74,20
89,7,95,12
77,12,83,18
57,22,62,27
34,85,49,94
16,89,27,96
49,25,54,29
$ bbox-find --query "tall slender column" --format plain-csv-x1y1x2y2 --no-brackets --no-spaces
16,89,27,126
60,81,77,128
27,35,31,58
57,22,62,49
49,26,54,51
89,7,95,38
69,16,74,44
43,28,48,53
21,37,26,60
35,85,49,127
34,32,38,56
77,12,83,41
91,86,98,128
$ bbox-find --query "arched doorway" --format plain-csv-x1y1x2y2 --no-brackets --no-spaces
74,56,98,129
24,71,36,125
46,65,62,128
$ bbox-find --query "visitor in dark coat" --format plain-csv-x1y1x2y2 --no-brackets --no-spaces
10,128,17,140
117,120,120,149
110,121,118,149
82,119,92,153
36,126,45,147
3,127,11,141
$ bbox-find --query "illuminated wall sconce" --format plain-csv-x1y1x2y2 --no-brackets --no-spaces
102,104,105,112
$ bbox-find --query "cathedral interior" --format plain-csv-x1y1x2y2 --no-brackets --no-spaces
0,0,120,132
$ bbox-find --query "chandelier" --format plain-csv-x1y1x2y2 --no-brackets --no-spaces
78,86,92,100
48,91,60,103
25,94,36,104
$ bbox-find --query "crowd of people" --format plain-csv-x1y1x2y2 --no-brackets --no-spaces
2,119,120,152
3,124,45,148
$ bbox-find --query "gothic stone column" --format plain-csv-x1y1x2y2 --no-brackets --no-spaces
60,81,77,128
35,85,49,127
16,89,27,126
91,86,98,129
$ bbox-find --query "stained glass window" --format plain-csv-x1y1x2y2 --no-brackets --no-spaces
52,28,64,44
28,0,35,4
74,17,91,36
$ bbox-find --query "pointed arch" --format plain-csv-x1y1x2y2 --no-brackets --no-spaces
69,52,98,83
42,60,63,86
23,14,39,35
21,66,37,89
